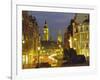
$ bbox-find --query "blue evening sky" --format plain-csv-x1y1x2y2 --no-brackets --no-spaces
28,11,75,41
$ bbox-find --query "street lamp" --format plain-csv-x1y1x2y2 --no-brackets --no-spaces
74,38,77,41
22,40,25,44
37,47,40,68
69,36,72,48
38,47,40,51
59,45,61,48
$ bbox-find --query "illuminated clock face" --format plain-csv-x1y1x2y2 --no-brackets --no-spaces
44,30,46,33
44,29,48,33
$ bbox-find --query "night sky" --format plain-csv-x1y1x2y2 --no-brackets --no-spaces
28,11,75,41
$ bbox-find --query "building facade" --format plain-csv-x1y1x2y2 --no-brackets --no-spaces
72,14,89,58
57,31,62,44
66,13,89,59
22,11,40,68
73,21,89,57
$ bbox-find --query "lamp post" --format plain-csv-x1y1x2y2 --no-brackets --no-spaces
37,47,40,68
22,40,25,44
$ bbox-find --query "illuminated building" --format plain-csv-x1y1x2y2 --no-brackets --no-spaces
74,13,89,24
57,30,62,45
22,11,40,68
43,20,49,41
72,14,89,58
67,13,89,58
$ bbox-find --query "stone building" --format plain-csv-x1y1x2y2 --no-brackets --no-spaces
22,11,40,68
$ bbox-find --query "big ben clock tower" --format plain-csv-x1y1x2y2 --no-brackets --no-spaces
43,20,49,41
